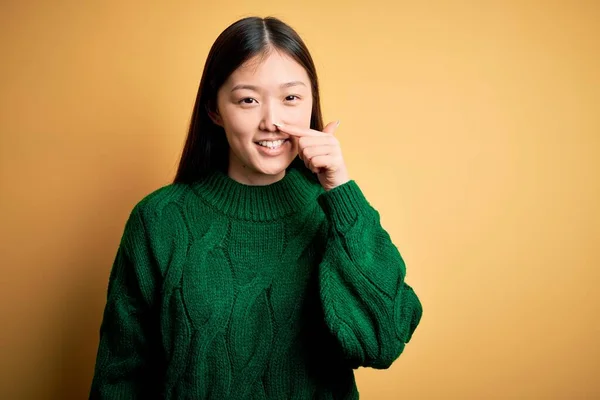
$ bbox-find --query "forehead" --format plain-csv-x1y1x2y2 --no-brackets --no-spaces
226,50,310,87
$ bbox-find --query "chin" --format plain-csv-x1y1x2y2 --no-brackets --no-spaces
256,165,287,176
254,159,294,176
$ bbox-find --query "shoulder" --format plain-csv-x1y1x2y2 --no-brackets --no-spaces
125,182,198,233
133,182,191,216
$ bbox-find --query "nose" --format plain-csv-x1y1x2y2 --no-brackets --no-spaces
259,100,279,132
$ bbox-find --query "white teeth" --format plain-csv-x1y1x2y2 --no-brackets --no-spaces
257,139,286,148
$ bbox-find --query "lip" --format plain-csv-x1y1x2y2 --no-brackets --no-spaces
255,139,291,156
253,136,289,143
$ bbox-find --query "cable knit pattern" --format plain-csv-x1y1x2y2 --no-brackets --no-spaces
89,167,423,399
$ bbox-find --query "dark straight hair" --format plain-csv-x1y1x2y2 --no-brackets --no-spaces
173,16,323,184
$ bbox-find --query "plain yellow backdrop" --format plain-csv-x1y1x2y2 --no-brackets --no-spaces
1,1,598,399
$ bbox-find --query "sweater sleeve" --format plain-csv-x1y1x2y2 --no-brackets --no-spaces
89,205,162,399
316,181,423,369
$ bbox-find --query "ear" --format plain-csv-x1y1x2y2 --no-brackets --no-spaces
206,105,223,127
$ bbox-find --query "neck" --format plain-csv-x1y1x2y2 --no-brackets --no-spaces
227,152,287,186
191,165,322,222
227,166,287,186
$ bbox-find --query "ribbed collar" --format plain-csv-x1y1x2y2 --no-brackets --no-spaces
191,167,322,222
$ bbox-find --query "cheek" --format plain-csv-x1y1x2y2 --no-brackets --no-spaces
222,110,256,143
282,102,313,127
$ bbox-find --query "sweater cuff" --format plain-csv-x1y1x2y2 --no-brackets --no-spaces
317,180,373,230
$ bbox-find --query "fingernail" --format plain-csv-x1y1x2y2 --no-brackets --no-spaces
273,122,283,127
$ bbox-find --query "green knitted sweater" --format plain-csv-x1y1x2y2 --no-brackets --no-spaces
89,166,422,400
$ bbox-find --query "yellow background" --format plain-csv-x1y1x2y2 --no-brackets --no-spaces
1,1,598,399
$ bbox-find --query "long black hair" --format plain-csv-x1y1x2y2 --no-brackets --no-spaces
173,16,323,184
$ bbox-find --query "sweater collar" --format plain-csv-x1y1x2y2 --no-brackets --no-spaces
191,167,321,222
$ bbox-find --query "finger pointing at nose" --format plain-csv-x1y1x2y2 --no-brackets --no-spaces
273,121,340,137
273,121,348,191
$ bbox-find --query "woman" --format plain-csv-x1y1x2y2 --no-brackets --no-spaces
90,16,422,400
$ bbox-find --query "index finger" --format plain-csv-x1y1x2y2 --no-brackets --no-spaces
273,123,325,137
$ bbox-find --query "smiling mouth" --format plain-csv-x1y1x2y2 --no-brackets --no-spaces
254,139,290,149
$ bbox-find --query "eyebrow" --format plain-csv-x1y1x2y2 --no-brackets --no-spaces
230,81,307,92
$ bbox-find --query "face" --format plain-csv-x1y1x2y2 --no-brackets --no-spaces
211,50,313,185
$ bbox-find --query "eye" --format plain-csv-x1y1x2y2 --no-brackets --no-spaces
285,95,300,102
238,97,257,105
